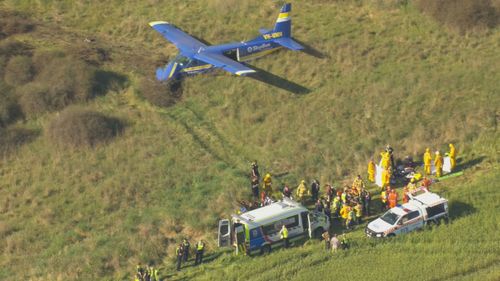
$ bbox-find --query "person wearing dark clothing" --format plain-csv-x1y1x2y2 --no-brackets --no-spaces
251,161,260,181
314,199,324,213
324,204,331,223
386,145,395,171
195,240,205,265
311,179,320,202
175,244,184,271
282,184,292,198
182,239,190,262
251,177,259,199
363,190,371,216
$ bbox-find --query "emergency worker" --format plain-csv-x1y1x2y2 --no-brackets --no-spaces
280,225,289,248
182,238,190,262
367,159,375,182
402,186,410,203
449,144,456,171
296,180,308,202
380,151,390,170
354,202,363,224
195,240,205,265
434,151,443,177
407,178,417,192
332,195,341,218
380,188,388,211
388,189,398,208
263,173,272,196
175,244,184,271
423,148,432,175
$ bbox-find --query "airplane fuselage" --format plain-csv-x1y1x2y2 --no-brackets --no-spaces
171,37,283,77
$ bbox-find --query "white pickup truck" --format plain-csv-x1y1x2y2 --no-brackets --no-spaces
365,188,449,238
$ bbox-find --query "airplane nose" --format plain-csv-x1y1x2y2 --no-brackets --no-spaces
155,62,178,81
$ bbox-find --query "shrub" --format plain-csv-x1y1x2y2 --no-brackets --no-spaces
17,83,54,118
32,49,66,73
17,56,98,117
0,88,22,127
0,40,31,58
0,126,38,155
138,78,182,108
4,56,34,86
0,11,34,39
47,107,124,148
416,0,499,33
36,56,96,102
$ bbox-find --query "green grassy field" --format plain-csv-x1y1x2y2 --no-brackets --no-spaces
0,0,499,280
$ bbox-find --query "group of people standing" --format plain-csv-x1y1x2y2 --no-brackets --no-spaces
134,265,159,281
321,232,350,252
175,239,205,271
249,161,373,231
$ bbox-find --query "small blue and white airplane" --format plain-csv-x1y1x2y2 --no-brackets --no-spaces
149,3,303,81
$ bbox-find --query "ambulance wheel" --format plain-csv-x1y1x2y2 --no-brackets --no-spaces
261,245,271,255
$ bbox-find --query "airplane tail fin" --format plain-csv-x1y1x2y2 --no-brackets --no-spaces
273,3,292,37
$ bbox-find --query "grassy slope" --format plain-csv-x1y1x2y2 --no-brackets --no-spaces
0,0,499,280
180,168,500,281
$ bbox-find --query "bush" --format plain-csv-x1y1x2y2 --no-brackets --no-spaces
17,56,98,117
32,49,66,73
0,88,22,127
0,11,34,39
0,40,31,58
4,56,34,86
17,83,54,118
138,78,182,108
36,56,96,102
416,0,499,33
47,107,124,148
0,126,38,155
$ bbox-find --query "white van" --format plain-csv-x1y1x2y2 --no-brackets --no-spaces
218,198,330,255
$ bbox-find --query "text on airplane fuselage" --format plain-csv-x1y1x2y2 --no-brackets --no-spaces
247,43,272,53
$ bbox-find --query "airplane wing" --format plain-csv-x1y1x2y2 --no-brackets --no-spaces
149,21,206,53
194,52,256,76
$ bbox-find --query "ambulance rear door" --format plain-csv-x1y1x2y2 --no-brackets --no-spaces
218,219,231,247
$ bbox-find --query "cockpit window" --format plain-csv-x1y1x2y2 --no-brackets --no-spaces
174,55,191,65
380,211,400,225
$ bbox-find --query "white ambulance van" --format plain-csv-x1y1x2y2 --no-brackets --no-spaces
218,198,330,255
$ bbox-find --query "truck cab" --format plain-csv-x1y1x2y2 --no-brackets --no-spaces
218,198,330,255
366,188,448,238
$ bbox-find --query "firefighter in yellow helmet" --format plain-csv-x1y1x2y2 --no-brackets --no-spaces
367,159,375,182
296,180,308,203
423,148,432,175
262,173,272,196
449,143,456,171
434,151,443,177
